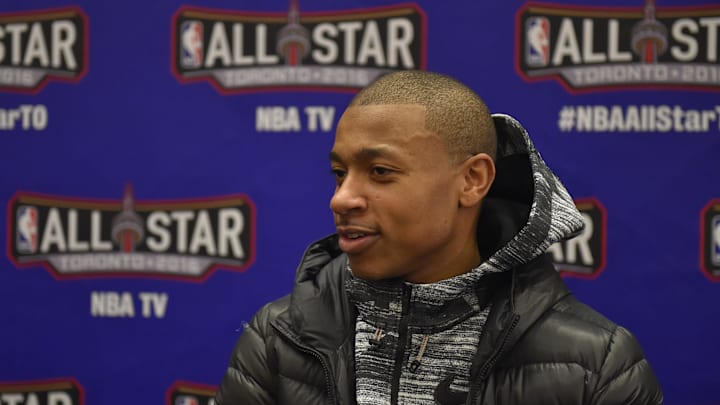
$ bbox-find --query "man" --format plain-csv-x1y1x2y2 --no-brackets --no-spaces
216,71,663,404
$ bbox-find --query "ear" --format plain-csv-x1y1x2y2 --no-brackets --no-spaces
458,153,495,208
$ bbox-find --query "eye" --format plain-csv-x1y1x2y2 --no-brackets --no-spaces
371,166,393,176
330,168,346,180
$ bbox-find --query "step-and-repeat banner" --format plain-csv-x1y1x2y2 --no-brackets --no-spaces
0,0,718,403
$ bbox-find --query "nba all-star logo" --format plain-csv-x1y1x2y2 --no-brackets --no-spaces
0,378,84,405
548,199,606,279
171,0,426,93
166,381,216,405
8,185,255,281
700,199,720,281
0,7,87,93
517,0,720,91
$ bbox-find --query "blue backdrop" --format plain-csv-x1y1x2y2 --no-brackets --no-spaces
0,0,718,404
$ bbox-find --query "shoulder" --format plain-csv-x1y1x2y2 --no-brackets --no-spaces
235,295,290,347
257,295,291,324
215,295,292,405
501,295,662,403
505,295,634,371
491,295,662,404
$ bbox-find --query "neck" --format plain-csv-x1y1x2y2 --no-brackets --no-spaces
404,231,481,284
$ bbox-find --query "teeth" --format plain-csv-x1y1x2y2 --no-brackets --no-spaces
347,232,366,239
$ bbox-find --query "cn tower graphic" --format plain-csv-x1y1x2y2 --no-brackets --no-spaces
276,0,310,65
631,0,668,63
111,184,145,252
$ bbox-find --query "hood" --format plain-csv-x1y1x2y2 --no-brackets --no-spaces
289,114,585,292
477,113,585,273
279,113,583,352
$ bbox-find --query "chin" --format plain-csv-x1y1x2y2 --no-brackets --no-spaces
348,261,398,281
348,266,379,280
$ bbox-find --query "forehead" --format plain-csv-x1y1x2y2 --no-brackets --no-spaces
332,104,443,156
338,104,427,130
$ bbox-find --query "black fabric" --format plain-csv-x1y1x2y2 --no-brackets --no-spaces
215,241,663,404
487,154,534,205
215,113,662,404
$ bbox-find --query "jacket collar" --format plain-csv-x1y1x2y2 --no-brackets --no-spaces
282,235,354,353
272,235,357,405
470,255,570,386
275,236,570,405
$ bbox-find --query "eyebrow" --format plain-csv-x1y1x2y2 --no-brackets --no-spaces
329,146,397,163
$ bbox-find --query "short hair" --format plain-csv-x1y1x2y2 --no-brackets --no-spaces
350,70,496,162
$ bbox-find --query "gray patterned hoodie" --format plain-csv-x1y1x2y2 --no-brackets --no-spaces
347,114,586,405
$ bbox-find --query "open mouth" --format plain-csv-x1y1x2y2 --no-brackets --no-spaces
337,229,379,254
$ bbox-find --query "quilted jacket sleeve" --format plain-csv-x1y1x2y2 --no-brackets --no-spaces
215,303,277,405
591,326,663,405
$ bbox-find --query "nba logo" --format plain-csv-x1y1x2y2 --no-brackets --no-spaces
16,205,38,254
712,215,720,266
181,21,203,68
526,17,550,67
175,395,199,405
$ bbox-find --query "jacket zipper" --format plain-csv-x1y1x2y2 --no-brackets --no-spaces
271,322,339,405
390,285,412,405
470,314,520,403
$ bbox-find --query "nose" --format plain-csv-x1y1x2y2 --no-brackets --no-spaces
330,175,367,216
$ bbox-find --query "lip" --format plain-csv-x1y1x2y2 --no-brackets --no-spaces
336,226,379,255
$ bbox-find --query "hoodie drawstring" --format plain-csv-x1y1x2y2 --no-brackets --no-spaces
409,335,430,372
369,323,385,347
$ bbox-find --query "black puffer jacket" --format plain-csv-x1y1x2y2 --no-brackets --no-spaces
216,114,663,404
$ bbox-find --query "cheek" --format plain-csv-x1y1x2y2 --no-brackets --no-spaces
371,179,457,228
423,181,458,211
420,190,459,231
394,196,454,232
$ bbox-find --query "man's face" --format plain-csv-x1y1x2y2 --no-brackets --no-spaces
330,104,468,283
